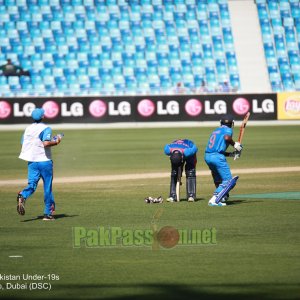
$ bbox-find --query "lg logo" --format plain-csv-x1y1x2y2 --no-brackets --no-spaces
233,98,274,114
186,99,227,115
137,99,179,117
89,100,131,117
4,101,84,118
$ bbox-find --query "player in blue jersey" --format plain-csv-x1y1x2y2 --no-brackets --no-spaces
204,115,243,206
17,108,62,220
164,139,198,202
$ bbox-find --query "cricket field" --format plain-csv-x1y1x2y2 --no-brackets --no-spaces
0,125,299,299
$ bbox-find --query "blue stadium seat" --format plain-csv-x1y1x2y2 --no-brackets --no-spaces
85,66,98,78
170,68,182,85
160,75,172,91
182,73,194,89
229,73,240,91
278,57,290,74
257,0,300,91
20,75,31,89
0,0,241,95
282,72,295,91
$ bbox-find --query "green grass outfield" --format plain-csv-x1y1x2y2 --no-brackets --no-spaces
0,125,299,299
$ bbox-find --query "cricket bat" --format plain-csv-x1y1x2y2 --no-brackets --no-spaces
234,112,250,160
175,165,182,202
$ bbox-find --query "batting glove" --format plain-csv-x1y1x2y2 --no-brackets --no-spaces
229,152,236,157
234,150,242,160
234,142,243,152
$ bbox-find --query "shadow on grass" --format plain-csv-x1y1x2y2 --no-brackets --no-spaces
3,283,298,299
226,199,263,205
177,199,254,204
178,197,205,202
20,214,78,222
226,199,247,205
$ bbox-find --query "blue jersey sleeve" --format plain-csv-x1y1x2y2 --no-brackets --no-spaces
164,144,171,156
39,127,52,142
186,140,194,148
183,144,198,157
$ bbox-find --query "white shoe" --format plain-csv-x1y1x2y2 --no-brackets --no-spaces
208,195,226,206
208,195,217,204
167,197,176,202
208,202,226,207
188,197,195,202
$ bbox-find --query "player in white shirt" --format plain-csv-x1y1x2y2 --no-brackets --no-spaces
17,108,62,221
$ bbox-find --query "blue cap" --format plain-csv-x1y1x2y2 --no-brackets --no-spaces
31,108,45,121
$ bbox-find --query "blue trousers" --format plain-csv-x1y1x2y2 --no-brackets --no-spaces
204,153,232,195
21,160,55,216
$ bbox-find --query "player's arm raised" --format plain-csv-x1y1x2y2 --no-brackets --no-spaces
224,135,243,157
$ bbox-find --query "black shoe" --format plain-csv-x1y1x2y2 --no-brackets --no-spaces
17,193,25,215
43,214,55,221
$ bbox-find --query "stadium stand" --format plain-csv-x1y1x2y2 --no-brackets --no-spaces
0,0,299,96
257,0,300,92
0,0,243,96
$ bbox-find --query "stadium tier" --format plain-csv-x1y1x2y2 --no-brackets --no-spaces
0,0,299,96
0,0,241,96
257,0,300,92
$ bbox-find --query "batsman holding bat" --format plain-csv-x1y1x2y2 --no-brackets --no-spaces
204,115,245,207
164,139,198,202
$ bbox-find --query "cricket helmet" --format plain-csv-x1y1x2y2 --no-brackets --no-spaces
170,150,183,166
220,114,234,128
